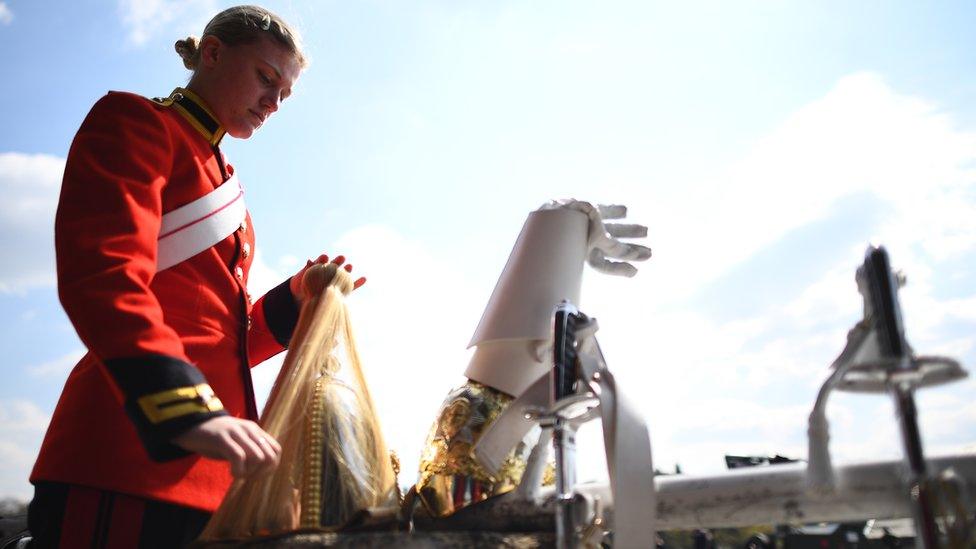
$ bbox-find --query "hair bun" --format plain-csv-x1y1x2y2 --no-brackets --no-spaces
174,36,200,70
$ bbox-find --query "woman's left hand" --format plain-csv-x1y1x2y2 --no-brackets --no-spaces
289,253,366,302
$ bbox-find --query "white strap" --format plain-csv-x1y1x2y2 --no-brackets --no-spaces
156,174,246,272
475,372,551,475
596,368,656,548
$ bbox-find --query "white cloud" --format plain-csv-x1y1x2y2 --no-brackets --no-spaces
0,2,13,25
579,72,976,477
117,0,217,47
28,349,87,378
0,400,51,501
245,249,286,299
0,152,65,294
643,72,976,304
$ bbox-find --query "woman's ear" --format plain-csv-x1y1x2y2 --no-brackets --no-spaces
198,35,223,68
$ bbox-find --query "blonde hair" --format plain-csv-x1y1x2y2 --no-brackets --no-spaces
200,264,396,540
175,5,307,70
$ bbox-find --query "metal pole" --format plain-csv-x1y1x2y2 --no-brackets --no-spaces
564,453,976,530
864,246,942,548
554,417,580,549
891,381,941,548
552,302,583,549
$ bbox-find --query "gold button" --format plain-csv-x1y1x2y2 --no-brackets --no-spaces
246,292,253,305
247,315,253,329
235,266,244,279
242,242,251,258
239,220,248,233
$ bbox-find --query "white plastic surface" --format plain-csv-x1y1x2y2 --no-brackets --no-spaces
467,208,588,347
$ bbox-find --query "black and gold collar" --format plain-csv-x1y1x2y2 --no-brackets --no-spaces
152,87,226,146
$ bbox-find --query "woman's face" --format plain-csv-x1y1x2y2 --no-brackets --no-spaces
200,35,303,139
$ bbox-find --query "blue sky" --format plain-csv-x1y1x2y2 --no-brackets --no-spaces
1,0,975,500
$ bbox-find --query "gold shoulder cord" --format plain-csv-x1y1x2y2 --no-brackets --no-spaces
301,376,327,527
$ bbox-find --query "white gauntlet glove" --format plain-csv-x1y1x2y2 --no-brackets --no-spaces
541,199,652,277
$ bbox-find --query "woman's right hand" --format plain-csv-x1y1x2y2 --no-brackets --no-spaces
289,254,366,303
172,416,282,478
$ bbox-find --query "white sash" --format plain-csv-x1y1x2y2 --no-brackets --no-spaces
156,174,246,272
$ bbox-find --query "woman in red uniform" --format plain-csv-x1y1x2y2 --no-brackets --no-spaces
27,6,360,547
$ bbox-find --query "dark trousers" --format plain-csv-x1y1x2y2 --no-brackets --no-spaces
27,482,211,549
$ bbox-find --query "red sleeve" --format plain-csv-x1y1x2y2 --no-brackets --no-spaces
56,93,226,461
247,278,299,366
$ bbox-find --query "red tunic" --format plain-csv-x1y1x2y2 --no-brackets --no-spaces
31,88,299,512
